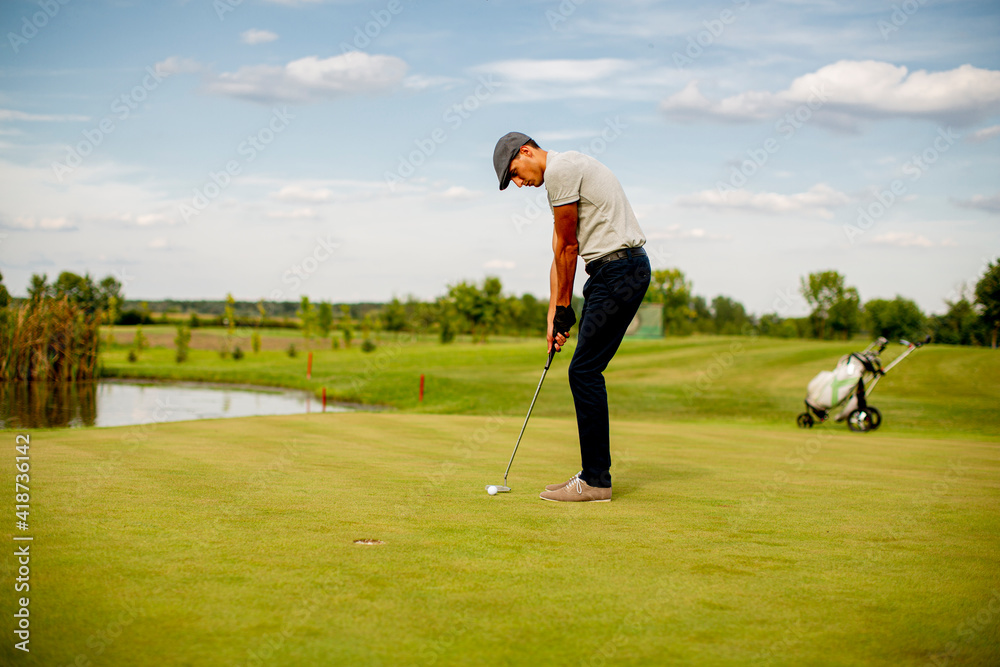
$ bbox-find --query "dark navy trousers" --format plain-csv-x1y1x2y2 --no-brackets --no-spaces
569,250,651,488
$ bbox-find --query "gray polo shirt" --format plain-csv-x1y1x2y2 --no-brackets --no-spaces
544,150,646,262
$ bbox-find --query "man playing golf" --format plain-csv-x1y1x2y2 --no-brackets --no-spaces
493,132,650,502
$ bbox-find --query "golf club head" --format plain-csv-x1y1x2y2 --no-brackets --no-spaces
485,484,511,493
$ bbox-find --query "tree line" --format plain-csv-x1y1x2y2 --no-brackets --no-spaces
644,264,999,347
2,259,998,354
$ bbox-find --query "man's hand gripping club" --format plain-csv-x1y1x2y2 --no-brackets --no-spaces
549,305,576,352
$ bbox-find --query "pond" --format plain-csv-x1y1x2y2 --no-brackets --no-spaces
0,380,351,429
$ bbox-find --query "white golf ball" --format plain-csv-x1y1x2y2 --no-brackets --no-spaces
487,485,498,496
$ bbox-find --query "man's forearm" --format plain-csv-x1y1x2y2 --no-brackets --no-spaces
552,243,578,307
549,260,559,314
550,202,579,310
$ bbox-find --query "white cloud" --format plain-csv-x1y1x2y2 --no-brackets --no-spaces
481,58,633,84
0,109,89,122
435,186,481,201
241,29,278,45
257,178,394,203
266,208,318,219
952,194,1000,213
204,52,408,104
968,125,1000,143
272,186,332,203
872,232,934,248
472,58,684,102
5,216,77,231
154,56,203,75
647,224,731,242
402,74,462,91
534,130,600,143
114,212,175,227
484,259,515,270
675,184,851,219
661,61,1000,128
37,217,75,230
135,213,173,226
148,237,169,249
0,159,178,234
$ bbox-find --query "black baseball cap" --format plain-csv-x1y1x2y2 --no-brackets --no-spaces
493,131,532,190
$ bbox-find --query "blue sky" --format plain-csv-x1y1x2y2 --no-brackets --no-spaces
0,0,997,316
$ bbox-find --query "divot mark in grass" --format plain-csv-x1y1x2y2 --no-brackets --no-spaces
353,538,384,545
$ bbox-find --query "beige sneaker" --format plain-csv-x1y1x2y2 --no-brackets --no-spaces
545,471,582,492
539,477,611,502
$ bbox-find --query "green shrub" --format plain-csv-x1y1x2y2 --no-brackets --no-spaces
440,319,455,344
118,309,154,326
175,324,191,364
133,326,149,353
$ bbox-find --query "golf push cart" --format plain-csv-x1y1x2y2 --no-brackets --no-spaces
796,335,931,433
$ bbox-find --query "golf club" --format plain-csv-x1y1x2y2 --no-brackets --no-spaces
486,348,556,494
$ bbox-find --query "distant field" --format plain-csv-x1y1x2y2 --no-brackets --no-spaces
105,323,316,351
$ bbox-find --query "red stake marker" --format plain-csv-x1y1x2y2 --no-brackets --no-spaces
322,386,327,412
419,374,425,402
307,351,313,379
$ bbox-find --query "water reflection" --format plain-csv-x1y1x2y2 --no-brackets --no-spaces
0,380,347,429
0,382,98,429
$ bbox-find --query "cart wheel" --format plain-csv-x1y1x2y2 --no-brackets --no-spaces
796,413,814,429
847,409,874,433
867,407,882,431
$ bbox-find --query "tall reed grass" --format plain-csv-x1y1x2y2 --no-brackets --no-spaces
0,297,101,380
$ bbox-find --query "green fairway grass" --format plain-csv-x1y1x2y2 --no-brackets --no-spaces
4,334,999,664
2,413,997,665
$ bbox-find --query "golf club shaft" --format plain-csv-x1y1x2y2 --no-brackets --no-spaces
503,349,556,485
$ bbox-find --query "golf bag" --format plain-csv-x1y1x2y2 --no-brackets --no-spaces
796,335,930,433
